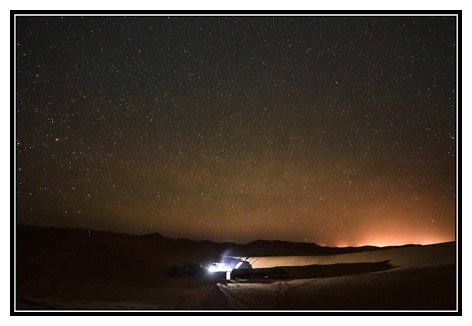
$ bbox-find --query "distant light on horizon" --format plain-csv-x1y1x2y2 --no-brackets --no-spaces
354,235,454,248
335,230,455,248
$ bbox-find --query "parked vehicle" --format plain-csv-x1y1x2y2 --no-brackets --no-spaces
169,263,207,277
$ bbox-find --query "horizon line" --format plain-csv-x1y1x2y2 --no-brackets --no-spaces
15,223,455,249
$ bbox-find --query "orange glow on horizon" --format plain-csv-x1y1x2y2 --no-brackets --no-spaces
353,236,454,248
329,231,454,248
326,204,456,248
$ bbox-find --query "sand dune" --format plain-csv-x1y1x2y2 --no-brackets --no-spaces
219,243,456,310
15,225,457,311
239,241,455,270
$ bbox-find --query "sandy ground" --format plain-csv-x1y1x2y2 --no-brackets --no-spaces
215,242,456,310
15,225,457,311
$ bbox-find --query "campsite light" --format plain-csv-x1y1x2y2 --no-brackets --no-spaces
206,262,233,273
207,265,218,273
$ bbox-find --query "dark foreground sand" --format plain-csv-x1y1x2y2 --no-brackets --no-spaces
15,225,457,311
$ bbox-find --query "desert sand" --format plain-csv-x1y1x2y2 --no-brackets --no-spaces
15,225,457,311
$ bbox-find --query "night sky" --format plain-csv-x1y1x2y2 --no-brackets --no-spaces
15,15,457,246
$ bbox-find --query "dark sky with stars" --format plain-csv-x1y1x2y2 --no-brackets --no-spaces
15,15,457,246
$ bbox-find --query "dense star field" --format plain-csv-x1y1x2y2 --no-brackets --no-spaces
15,16,456,246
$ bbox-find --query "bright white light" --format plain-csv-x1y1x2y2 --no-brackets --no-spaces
207,265,218,273
207,262,233,273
